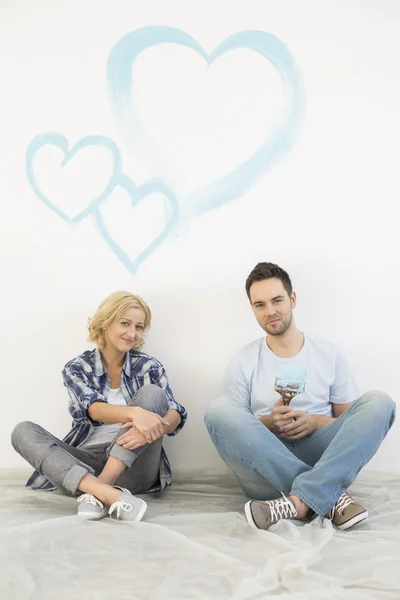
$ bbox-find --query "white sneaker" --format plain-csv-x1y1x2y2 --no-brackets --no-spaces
108,487,147,522
77,493,108,520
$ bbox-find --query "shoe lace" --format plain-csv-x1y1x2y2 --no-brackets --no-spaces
329,492,354,519
109,499,134,519
77,494,103,508
267,494,297,524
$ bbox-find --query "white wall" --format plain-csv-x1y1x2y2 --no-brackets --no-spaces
1,0,399,474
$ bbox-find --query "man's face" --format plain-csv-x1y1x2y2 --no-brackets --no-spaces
249,278,296,336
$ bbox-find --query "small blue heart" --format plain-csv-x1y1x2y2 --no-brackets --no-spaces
107,27,306,218
26,132,122,224
26,132,179,273
92,174,179,274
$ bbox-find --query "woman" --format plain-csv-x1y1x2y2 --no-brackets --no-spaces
11,291,187,521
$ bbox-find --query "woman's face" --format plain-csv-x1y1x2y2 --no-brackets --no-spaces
104,306,146,353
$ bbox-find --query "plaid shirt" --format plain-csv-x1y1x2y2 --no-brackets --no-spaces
26,348,187,493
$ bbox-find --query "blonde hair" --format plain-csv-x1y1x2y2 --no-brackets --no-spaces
88,291,151,350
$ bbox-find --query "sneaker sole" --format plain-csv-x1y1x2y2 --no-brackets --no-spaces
336,510,368,531
77,511,108,520
134,499,148,523
244,501,260,531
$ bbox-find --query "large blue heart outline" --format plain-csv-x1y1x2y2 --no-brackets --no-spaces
26,132,179,272
107,26,306,218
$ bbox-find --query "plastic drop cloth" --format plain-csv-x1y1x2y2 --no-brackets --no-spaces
0,469,399,600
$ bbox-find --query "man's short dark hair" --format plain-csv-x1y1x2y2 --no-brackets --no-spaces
245,262,293,299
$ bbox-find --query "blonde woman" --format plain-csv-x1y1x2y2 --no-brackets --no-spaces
11,291,187,521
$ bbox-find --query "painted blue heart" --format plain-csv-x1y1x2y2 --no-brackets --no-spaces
26,132,179,273
107,26,306,218
26,132,123,224
92,174,179,274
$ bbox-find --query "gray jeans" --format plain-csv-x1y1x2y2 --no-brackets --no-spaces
11,384,168,495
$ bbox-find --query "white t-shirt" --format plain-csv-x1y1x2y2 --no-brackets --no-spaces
223,335,359,418
81,387,127,448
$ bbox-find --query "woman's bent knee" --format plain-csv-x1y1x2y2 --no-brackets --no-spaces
129,384,168,413
11,421,36,449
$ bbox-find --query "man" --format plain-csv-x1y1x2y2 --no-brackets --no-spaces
204,262,396,531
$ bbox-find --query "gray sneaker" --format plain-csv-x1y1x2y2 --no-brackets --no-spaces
329,492,368,530
108,488,147,522
77,493,108,520
245,495,298,531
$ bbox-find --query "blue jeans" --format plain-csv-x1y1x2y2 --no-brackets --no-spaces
204,391,396,516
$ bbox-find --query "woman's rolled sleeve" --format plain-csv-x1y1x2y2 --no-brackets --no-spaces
150,365,187,436
62,364,106,424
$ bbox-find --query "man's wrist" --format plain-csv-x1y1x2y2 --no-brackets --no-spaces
259,414,274,431
312,414,335,430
